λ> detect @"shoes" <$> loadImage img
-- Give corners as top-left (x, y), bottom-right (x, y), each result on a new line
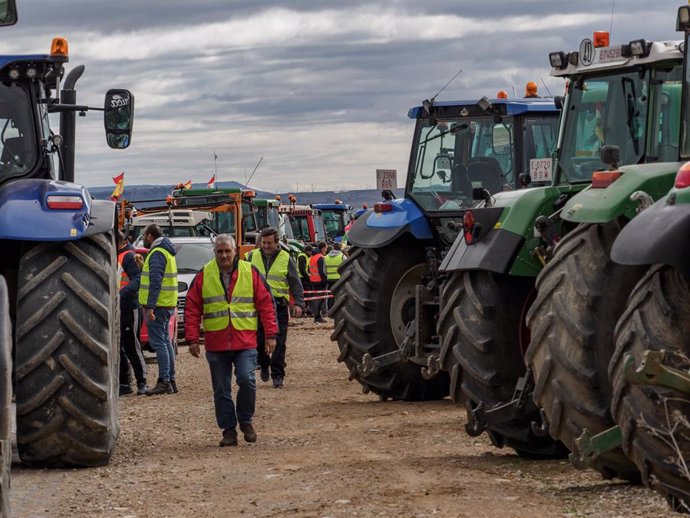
top-left (220, 429), bottom-right (238, 447)
top-left (260, 366), bottom-right (270, 382)
top-left (136, 382), bottom-right (148, 396)
top-left (239, 423), bottom-right (257, 443)
top-left (145, 380), bottom-right (173, 396)
top-left (272, 376), bottom-right (284, 388)
top-left (170, 380), bottom-right (178, 393)
top-left (119, 384), bottom-right (133, 396)
top-left (314, 318), bottom-right (326, 324)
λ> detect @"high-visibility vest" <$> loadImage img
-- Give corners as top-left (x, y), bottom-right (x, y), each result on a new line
top-left (248, 249), bottom-right (290, 302)
top-left (201, 259), bottom-right (257, 331)
top-left (324, 252), bottom-right (344, 281)
top-left (297, 252), bottom-right (309, 278)
top-left (309, 254), bottom-right (323, 283)
top-left (117, 250), bottom-right (134, 288)
top-left (139, 246), bottom-right (178, 307)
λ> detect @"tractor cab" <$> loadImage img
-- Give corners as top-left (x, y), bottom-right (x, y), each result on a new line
top-left (312, 201), bottom-right (352, 243)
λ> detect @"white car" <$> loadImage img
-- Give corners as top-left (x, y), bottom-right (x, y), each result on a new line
top-left (168, 236), bottom-right (215, 338)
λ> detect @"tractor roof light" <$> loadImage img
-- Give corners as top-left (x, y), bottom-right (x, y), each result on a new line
top-left (593, 31), bottom-right (609, 48)
top-left (8, 68), bottom-right (19, 80)
top-left (549, 51), bottom-right (568, 69)
top-left (50, 37), bottom-right (68, 58)
top-left (26, 67), bottom-right (37, 79)
top-left (674, 162), bottom-right (690, 188)
top-left (677, 6), bottom-right (690, 32)
top-left (477, 96), bottom-right (492, 112)
top-left (497, 90), bottom-right (508, 99)
top-left (568, 52), bottom-right (579, 66)
top-left (628, 39), bottom-right (651, 57)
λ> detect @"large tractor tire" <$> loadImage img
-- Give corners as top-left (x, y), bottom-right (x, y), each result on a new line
top-left (15, 232), bottom-right (120, 467)
top-left (0, 276), bottom-right (12, 517)
top-left (526, 222), bottom-right (644, 480)
top-left (330, 240), bottom-right (449, 401)
top-left (438, 270), bottom-right (566, 457)
top-left (610, 265), bottom-right (690, 511)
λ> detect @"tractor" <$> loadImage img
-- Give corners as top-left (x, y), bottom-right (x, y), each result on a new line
top-left (524, 27), bottom-right (683, 481)
top-left (330, 93), bottom-right (560, 401)
top-left (312, 201), bottom-right (352, 243)
top-left (0, 28), bottom-right (134, 487)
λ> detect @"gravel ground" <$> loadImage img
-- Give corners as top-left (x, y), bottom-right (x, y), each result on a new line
top-left (9, 318), bottom-right (676, 517)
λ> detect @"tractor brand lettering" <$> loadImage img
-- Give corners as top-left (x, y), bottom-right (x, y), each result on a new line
top-left (110, 97), bottom-right (130, 108)
top-left (580, 38), bottom-right (594, 66)
top-left (598, 46), bottom-right (624, 63)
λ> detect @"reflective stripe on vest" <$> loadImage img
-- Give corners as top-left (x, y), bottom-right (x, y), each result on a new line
top-left (138, 246), bottom-right (178, 307)
top-left (309, 254), bottom-right (322, 282)
top-left (117, 250), bottom-right (133, 288)
top-left (202, 259), bottom-right (257, 331)
top-left (324, 252), bottom-right (344, 281)
top-left (248, 249), bottom-right (290, 301)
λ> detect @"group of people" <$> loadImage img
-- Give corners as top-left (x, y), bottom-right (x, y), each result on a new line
top-left (117, 224), bottom-right (343, 448)
top-left (296, 242), bottom-right (346, 323)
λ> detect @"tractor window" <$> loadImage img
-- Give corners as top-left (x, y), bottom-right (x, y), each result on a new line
top-left (558, 69), bottom-right (650, 182)
top-left (522, 116), bottom-right (559, 184)
top-left (0, 82), bottom-right (37, 179)
top-left (211, 211), bottom-right (236, 236)
top-left (649, 65), bottom-right (682, 162)
top-left (291, 216), bottom-right (311, 242)
top-left (409, 116), bottom-right (517, 211)
top-left (322, 211), bottom-right (346, 239)
top-left (313, 215), bottom-right (327, 242)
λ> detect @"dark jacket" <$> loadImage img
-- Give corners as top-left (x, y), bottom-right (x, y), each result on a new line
top-left (118, 243), bottom-right (140, 311)
top-left (184, 258), bottom-right (278, 351)
top-left (145, 237), bottom-right (177, 309)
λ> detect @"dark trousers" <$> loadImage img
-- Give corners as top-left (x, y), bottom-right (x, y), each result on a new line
top-left (327, 279), bottom-right (337, 312)
top-left (119, 307), bottom-right (147, 386)
top-left (310, 281), bottom-right (328, 321)
top-left (301, 278), bottom-right (312, 315)
top-left (257, 304), bottom-right (289, 379)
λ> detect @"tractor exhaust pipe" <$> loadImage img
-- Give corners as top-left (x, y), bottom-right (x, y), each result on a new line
top-left (59, 65), bottom-right (85, 184)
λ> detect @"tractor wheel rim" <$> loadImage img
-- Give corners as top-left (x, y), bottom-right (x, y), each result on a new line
top-left (389, 263), bottom-right (425, 347)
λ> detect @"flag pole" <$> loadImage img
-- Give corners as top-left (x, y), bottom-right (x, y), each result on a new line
top-left (213, 150), bottom-right (218, 188)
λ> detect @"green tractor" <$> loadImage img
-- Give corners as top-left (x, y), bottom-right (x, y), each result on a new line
top-left (603, 9), bottom-right (690, 509)
top-left (524, 26), bottom-right (684, 480)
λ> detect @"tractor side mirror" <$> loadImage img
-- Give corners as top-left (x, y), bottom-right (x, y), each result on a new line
top-left (0, 0), bottom-right (17, 27)
top-left (104, 89), bottom-right (134, 149)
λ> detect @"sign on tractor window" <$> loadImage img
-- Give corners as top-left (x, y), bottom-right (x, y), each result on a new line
top-left (530, 158), bottom-right (552, 182)
top-left (376, 169), bottom-right (397, 190)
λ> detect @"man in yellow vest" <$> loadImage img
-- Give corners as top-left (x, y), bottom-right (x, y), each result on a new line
top-left (185, 234), bottom-right (278, 447)
top-left (324, 242), bottom-right (345, 311)
top-left (246, 227), bottom-right (305, 388)
top-left (139, 224), bottom-right (179, 396)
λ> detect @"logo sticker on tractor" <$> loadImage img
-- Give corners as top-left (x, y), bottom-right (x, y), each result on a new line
top-left (70, 228), bottom-right (77, 236)
top-left (530, 158), bottom-right (552, 182)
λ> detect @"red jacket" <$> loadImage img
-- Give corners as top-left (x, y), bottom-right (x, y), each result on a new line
top-left (184, 262), bottom-right (278, 352)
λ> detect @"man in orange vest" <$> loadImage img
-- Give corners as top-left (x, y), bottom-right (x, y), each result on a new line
top-left (309, 242), bottom-right (328, 324)
top-left (117, 230), bottom-right (148, 396)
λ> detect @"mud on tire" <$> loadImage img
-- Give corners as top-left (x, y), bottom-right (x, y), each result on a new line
top-left (438, 270), bottom-right (566, 457)
top-left (610, 265), bottom-right (690, 511)
top-left (15, 232), bottom-right (120, 467)
top-left (526, 222), bottom-right (644, 480)
top-left (330, 240), bottom-right (449, 401)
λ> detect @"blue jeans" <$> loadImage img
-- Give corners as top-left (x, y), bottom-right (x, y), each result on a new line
top-left (148, 308), bottom-right (176, 382)
top-left (205, 349), bottom-right (258, 431)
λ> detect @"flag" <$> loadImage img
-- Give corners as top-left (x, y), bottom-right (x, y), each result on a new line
top-left (207, 174), bottom-right (216, 189)
top-left (110, 172), bottom-right (124, 200)
top-left (183, 180), bottom-right (192, 190)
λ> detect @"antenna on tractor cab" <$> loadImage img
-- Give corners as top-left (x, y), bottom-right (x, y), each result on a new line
top-left (245, 156), bottom-right (264, 188)
top-left (422, 67), bottom-right (463, 119)
top-left (540, 78), bottom-right (553, 97)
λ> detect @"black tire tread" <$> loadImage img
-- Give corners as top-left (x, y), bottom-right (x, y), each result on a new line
top-left (526, 222), bottom-right (643, 480)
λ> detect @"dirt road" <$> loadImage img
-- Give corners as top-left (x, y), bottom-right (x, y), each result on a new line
top-left (10, 319), bottom-right (673, 517)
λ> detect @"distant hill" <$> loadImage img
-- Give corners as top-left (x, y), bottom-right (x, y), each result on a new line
top-left (89, 181), bottom-right (404, 209)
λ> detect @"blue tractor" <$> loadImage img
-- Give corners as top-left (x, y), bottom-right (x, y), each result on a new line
top-left (0, 19), bottom-right (133, 499)
top-left (330, 93), bottom-right (560, 400)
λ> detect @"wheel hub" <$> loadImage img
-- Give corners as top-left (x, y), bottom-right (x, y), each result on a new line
top-left (389, 263), bottom-right (425, 346)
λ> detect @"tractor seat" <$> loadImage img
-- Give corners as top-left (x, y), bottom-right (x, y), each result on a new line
top-left (468, 156), bottom-right (504, 193)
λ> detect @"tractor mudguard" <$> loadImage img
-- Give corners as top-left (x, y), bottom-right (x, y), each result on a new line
top-left (439, 227), bottom-right (524, 274)
top-left (347, 199), bottom-right (432, 248)
top-left (611, 195), bottom-right (690, 276)
top-left (0, 178), bottom-right (110, 241)
top-left (561, 162), bottom-right (680, 224)
top-left (83, 198), bottom-right (116, 237)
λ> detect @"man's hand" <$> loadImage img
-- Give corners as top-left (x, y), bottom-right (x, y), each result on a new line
top-left (293, 305), bottom-right (303, 318)
top-left (265, 338), bottom-right (277, 355)
top-left (147, 308), bottom-right (155, 321)
top-left (189, 341), bottom-right (201, 358)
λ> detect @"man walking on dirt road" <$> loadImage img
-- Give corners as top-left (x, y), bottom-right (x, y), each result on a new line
top-left (246, 227), bottom-right (305, 388)
top-left (139, 223), bottom-right (179, 396)
top-left (185, 234), bottom-right (278, 446)
top-left (309, 242), bottom-right (328, 323)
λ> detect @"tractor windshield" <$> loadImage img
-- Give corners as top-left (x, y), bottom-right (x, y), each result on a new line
top-left (0, 82), bottom-right (38, 180)
top-left (408, 116), bottom-right (518, 211)
top-left (557, 64), bottom-right (681, 182)
top-left (322, 210), bottom-right (349, 239)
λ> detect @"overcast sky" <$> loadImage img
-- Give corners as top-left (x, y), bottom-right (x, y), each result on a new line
top-left (2, 1), bottom-right (679, 193)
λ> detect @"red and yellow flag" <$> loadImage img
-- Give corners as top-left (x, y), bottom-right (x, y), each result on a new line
top-left (110, 172), bottom-right (125, 200)
top-left (183, 180), bottom-right (192, 190)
